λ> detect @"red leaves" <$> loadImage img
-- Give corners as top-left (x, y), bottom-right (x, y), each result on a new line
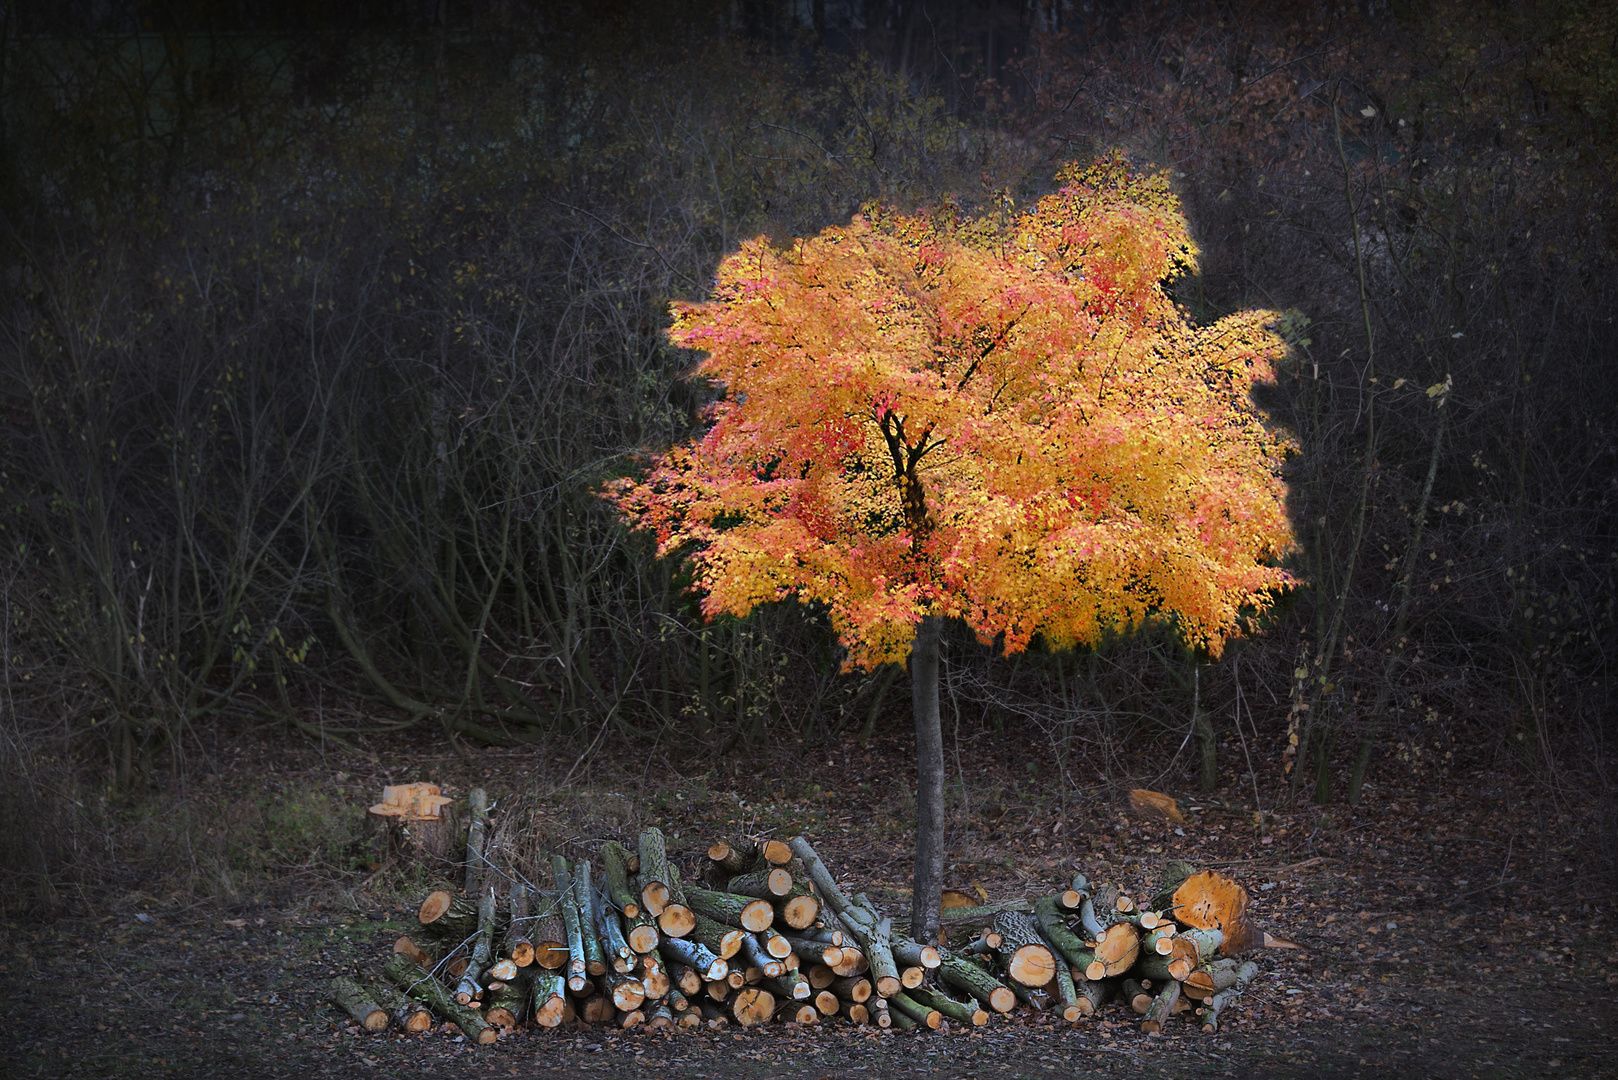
top-left (608, 157), bottom-right (1295, 668)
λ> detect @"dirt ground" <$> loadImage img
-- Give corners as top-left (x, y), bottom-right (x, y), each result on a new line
top-left (3, 731), bottom-right (1614, 1080)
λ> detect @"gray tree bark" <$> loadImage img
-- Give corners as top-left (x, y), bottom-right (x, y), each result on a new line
top-left (910, 615), bottom-right (945, 945)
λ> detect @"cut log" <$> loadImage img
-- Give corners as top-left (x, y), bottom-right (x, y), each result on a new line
top-left (707, 839), bottom-right (756, 878)
top-left (659, 936), bottom-right (727, 982)
top-left (728, 867), bottom-right (794, 899)
top-left (613, 1006), bottom-right (640, 1028)
top-left (815, 990), bottom-right (840, 1016)
top-left (1084, 922), bottom-right (1140, 980)
top-left (1179, 927), bottom-right (1226, 963)
top-left (1150, 859), bottom-right (1198, 912)
top-left (607, 971), bottom-right (646, 1011)
top-left (1167, 869), bottom-right (1260, 954)
top-left (393, 935), bottom-right (435, 970)
top-left (370, 783), bottom-right (454, 871)
top-left (462, 788), bottom-right (492, 896)
top-left (572, 860), bottom-right (608, 977)
top-left (831, 974), bottom-right (872, 1002)
top-left (730, 987), bottom-right (775, 1027)
top-left (581, 994), bottom-right (615, 1024)
top-left (601, 841), bottom-right (644, 919)
top-left (1128, 788), bottom-right (1185, 824)
top-left (777, 933), bottom-right (841, 966)
top-left (383, 952), bottom-right (498, 1045)
top-left (869, 996), bottom-right (892, 1029)
top-left (531, 971), bottom-right (567, 1027)
top-left (1143, 926), bottom-right (1178, 956)
top-left (531, 890), bottom-right (569, 970)
top-left (740, 933), bottom-right (784, 978)
top-left (553, 856), bottom-right (588, 993)
top-left (829, 948), bottom-right (865, 978)
top-left (1049, 959), bottom-right (1084, 1021)
top-left (487, 958), bottom-right (518, 983)
top-left (417, 889), bottom-right (478, 940)
top-left (899, 966), bottom-right (924, 989)
top-left (592, 883), bottom-right (631, 968)
top-left (908, 985), bottom-right (988, 1027)
top-left (454, 889), bottom-right (498, 1005)
top-left (329, 976), bottom-right (387, 1032)
top-left (1122, 978), bottom-right (1152, 1014)
top-left (889, 934), bottom-right (941, 970)
top-left (764, 971), bottom-right (811, 1001)
top-left (859, 915), bottom-right (902, 998)
top-left (637, 827), bottom-right (675, 916)
top-left (638, 953), bottom-right (671, 999)
top-left (889, 991), bottom-right (941, 1029)
top-left (1183, 957), bottom-right (1240, 1001)
top-left (502, 882), bottom-right (534, 967)
top-left (762, 931), bottom-right (793, 960)
top-left (689, 913), bottom-right (747, 960)
top-left (991, 911), bottom-right (1057, 988)
top-left (1134, 952), bottom-right (1193, 983)
top-left (778, 892), bottom-right (821, 931)
top-left (1033, 895), bottom-right (1097, 971)
top-left (371, 981), bottom-right (433, 1032)
top-left (842, 1001), bottom-right (870, 1025)
top-left (685, 887), bottom-right (774, 932)
top-left (1140, 978), bottom-right (1181, 1034)
top-left (669, 961), bottom-right (702, 997)
top-left (704, 979), bottom-right (729, 1002)
top-left (645, 1001), bottom-right (675, 1030)
top-left (937, 951), bottom-right (1017, 1013)
top-left (483, 976), bottom-right (527, 1031)
top-left (1199, 960), bottom-right (1259, 1032)
top-left (1073, 975), bottom-right (1115, 1016)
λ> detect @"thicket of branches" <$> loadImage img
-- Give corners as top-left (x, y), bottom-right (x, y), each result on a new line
top-left (0, 0), bottom-right (1612, 904)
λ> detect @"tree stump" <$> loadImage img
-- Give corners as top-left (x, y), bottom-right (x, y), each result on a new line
top-left (369, 783), bottom-right (454, 874)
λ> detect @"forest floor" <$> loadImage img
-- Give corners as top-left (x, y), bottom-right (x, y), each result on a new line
top-left (2, 726), bottom-right (1613, 1080)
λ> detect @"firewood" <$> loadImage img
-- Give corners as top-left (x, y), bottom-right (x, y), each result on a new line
top-left (1199, 960), bottom-right (1258, 1032)
top-left (532, 971), bottom-right (567, 1027)
top-left (581, 994), bottom-right (615, 1024)
top-left (868, 996), bottom-right (892, 1028)
top-left (463, 788), bottom-right (493, 896)
top-left (1085, 922), bottom-right (1140, 980)
top-left (601, 841), bottom-right (645, 919)
top-left (613, 1006), bottom-right (640, 1028)
top-left (889, 933), bottom-right (941, 970)
top-left (329, 976), bottom-right (388, 1032)
top-left (764, 970), bottom-right (811, 1001)
top-left (1150, 859), bottom-right (1197, 912)
top-left (454, 889), bottom-right (498, 1005)
top-left (730, 987), bottom-right (775, 1027)
top-left (740, 933), bottom-right (784, 978)
top-left (531, 890), bottom-right (569, 970)
top-left (689, 913), bottom-right (747, 959)
top-left (572, 861), bottom-right (609, 976)
top-left (1122, 978), bottom-right (1152, 1014)
top-left (842, 1000), bottom-right (870, 1025)
top-left (659, 935), bottom-right (728, 981)
top-left (937, 949), bottom-right (1017, 1013)
top-left (1140, 979), bottom-right (1181, 1034)
top-left (393, 935), bottom-right (435, 970)
top-left (728, 867), bottom-right (794, 899)
top-left (991, 911), bottom-right (1057, 988)
top-left (708, 839), bottom-right (756, 878)
top-left (1073, 975), bottom-right (1115, 1016)
top-left (807, 963), bottom-right (837, 990)
top-left (553, 856), bottom-right (588, 993)
top-left (1050, 958), bottom-right (1084, 1021)
top-left (668, 961), bottom-right (702, 997)
top-left (417, 889), bottom-right (478, 940)
top-left (638, 952), bottom-right (671, 999)
top-left (502, 882), bottom-right (534, 967)
top-left (831, 974), bottom-right (872, 1003)
top-left (592, 882), bottom-right (632, 968)
top-left (814, 990), bottom-right (840, 1016)
top-left (371, 981), bottom-right (433, 1032)
top-left (685, 887), bottom-right (774, 932)
top-left (908, 985), bottom-right (988, 1027)
top-left (1134, 952), bottom-right (1193, 983)
top-left (607, 971), bottom-right (646, 1011)
top-left (483, 976), bottom-right (528, 1031)
top-left (1183, 957), bottom-right (1240, 1000)
top-left (487, 958), bottom-right (518, 983)
top-left (1033, 895), bottom-right (1096, 971)
top-left (777, 933), bottom-right (841, 966)
top-left (829, 948), bottom-right (865, 977)
top-left (1143, 926), bottom-right (1178, 956)
top-left (636, 827), bottom-right (676, 916)
top-left (1166, 869), bottom-right (1261, 953)
top-left (889, 990), bottom-right (941, 1029)
top-left (966, 930), bottom-right (1002, 954)
top-left (382, 952), bottom-right (498, 1044)
top-left (704, 979), bottom-right (729, 1002)
top-left (899, 966), bottom-right (924, 989)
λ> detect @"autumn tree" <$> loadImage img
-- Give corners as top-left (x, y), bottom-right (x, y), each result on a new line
top-left (615, 153), bottom-right (1296, 941)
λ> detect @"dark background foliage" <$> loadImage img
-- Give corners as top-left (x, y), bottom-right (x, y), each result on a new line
top-left (0, 0), bottom-right (1612, 910)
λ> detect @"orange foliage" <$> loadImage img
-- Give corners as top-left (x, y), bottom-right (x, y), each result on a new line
top-left (608, 155), bottom-right (1295, 668)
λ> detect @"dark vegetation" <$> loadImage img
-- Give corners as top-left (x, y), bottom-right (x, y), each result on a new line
top-left (0, 0), bottom-right (1613, 919)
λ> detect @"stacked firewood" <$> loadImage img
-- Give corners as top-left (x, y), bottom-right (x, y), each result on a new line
top-left (331, 788), bottom-right (1281, 1041)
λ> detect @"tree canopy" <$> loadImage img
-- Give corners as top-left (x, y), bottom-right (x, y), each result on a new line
top-left (610, 155), bottom-right (1296, 668)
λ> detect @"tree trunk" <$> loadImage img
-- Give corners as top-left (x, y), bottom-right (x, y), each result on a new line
top-left (910, 615), bottom-right (946, 946)
top-left (329, 976), bottom-right (387, 1032)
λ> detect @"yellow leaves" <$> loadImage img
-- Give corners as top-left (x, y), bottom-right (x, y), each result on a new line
top-left (612, 156), bottom-right (1295, 666)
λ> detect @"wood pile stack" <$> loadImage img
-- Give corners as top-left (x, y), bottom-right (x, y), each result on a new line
top-left (332, 788), bottom-right (1283, 1042)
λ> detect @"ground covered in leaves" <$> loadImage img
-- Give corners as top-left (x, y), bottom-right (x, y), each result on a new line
top-left (3, 729), bottom-right (1614, 1079)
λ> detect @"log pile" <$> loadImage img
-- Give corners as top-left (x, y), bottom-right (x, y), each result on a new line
top-left (332, 789), bottom-right (1284, 1041)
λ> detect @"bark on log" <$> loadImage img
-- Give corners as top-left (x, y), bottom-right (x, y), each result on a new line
top-left (831, 974), bottom-right (872, 1002)
top-left (992, 911), bottom-right (1057, 988)
top-left (383, 952), bottom-right (498, 1044)
top-left (637, 827), bottom-right (675, 916)
top-left (659, 935), bottom-right (728, 981)
top-left (608, 971), bottom-right (646, 1011)
top-left (670, 962), bottom-right (702, 997)
top-left (1074, 975), bottom-right (1116, 1016)
top-left (462, 788), bottom-right (492, 896)
top-left (728, 868), bottom-right (793, 899)
top-left (1140, 978), bottom-right (1181, 1034)
top-left (454, 889), bottom-right (498, 1005)
top-left (937, 950), bottom-right (1017, 1013)
top-left (842, 1001), bottom-right (870, 1025)
top-left (689, 913), bottom-right (747, 960)
top-left (868, 996), bottom-right (892, 1028)
top-left (1033, 895), bottom-right (1097, 971)
top-left (1050, 958), bottom-right (1084, 1021)
top-left (1122, 978), bottom-right (1152, 1014)
top-left (740, 933), bottom-right (784, 978)
top-left (502, 882), bottom-right (534, 967)
top-left (528, 970), bottom-right (568, 1028)
top-left (1199, 960), bottom-right (1258, 1032)
top-left (859, 915), bottom-right (902, 998)
top-left (1150, 859), bottom-right (1198, 912)
top-left (531, 891), bottom-right (568, 970)
top-left (329, 976), bottom-right (387, 1032)
top-left (371, 981), bottom-right (433, 1032)
top-left (638, 953), bottom-right (671, 999)
top-left (685, 887), bottom-right (774, 932)
top-left (908, 985), bottom-right (988, 1027)
top-left (889, 934), bottom-right (941, 970)
top-left (601, 841), bottom-right (643, 919)
top-left (1184, 957), bottom-right (1240, 1000)
top-left (572, 860), bottom-right (608, 977)
top-left (553, 856), bottom-right (588, 993)
top-left (889, 990), bottom-right (941, 1029)
top-left (765, 971), bottom-right (811, 1001)
top-left (483, 976), bottom-right (528, 1030)
top-left (393, 935), bottom-right (435, 970)
top-left (417, 890), bottom-right (478, 940)
top-left (1133, 952), bottom-right (1193, 983)
top-left (707, 839), bottom-right (756, 879)
top-left (778, 934), bottom-right (840, 966)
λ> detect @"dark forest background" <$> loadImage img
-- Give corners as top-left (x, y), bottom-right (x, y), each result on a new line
top-left (1, 0), bottom-right (1613, 909)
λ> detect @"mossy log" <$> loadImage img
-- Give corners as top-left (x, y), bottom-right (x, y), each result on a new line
top-left (601, 841), bottom-right (643, 919)
top-left (689, 912), bottom-right (747, 959)
top-left (1033, 894), bottom-right (1097, 971)
top-left (371, 981), bottom-right (433, 1032)
top-left (572, 860), bottom-right (608, 977)
top-left (908, 985), bottom-right (988, 1026)
top-left (531, 890), bottom-right (569, 970)
top-left (1133, 952), bottom-right (1193, 983)
top-left (1150, 859), bottom-right (1198, 912)
top-left (889, 990), bottom-right (941, 1029)
top-left (1074, 975), bottom-right (1116, 1016)
top-left (593, 884), bottom-right (633, 970)
top-left (329, 976), bottom-right (387, 1032)
top-left (483, 975), bottom-right (528, 1030)
top-left (685, 887), bottom-right (774, 932)
top-left (1122, 978), bottom-right (1152, 1014)
top-left (1183, 957), bottom-right (1240, 1000)
top-left (1140, 978), bottom-right (1181, 1034)
top-left (382, 952), bottom-right (498, 1044)
top-left (1050, 958), bottom-right (1083, 1021)
top-left (764, 970), bottom-right (811, 1001)
top-left (417, 889), bottom-right (479, 940)
top-left (937, 950), bottom-right (1017, 1013)
top-left (637, 827), bottom-right (675, 916)
top-left (728, 867), bottom-right (794, 899)
top-left (889, 933), bottom-right (941, 970)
